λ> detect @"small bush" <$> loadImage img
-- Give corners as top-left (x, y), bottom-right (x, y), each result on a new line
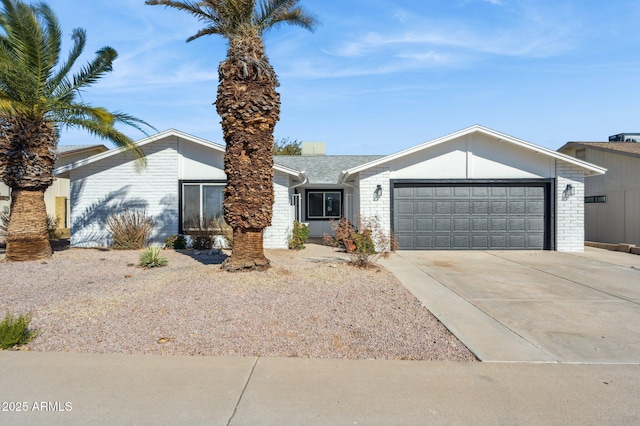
top-left (107, 209), bottom-right (154, 250)
top-left (324, 216), bottom-right (396, 268)
top-left (0, 313), bottom-right (38, 350)
top-left (185, 215), bottom-right (232, 250)
top-left (139, 246), bottom-right (168, 268)
top-left (289, 221), bottom-right (310, 250)
top-left (47, 215), bottom-right (61, 240)
top-left (0, 211), bottom-right (8, 235)
top-left (165, 234), bottom-right (187, 249)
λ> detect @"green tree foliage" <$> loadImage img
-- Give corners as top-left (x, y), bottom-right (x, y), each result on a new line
top-left (272, 137), bottom-right (302, 155)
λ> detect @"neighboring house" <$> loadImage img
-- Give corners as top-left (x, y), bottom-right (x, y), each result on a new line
top-left (0, 144), bottom-right (107, 229)
top-left (55, 125), bottom-right (605, 252)
top-left (558, 141), bottom-right (640, 246)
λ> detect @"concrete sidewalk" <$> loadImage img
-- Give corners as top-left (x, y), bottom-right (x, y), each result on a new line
top-left (1, 351), bottom-right (639, 425)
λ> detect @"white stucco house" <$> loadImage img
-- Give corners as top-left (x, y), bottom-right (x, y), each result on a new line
top-left (54, 125), bottom-right (606, 252)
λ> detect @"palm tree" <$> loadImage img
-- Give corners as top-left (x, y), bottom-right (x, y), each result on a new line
top-left (146, 0), bottom-right (317, 271)
top-left (0, 0), bottom-right (152, 261)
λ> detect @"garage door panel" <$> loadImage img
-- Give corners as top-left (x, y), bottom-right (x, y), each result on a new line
top-left (509, 201), bottom-right (526, 214)
top-left (528, 202), bottom-right (544, 214)
top-left (435, 202), bottom-right (452, 214)
top-left (416, 219), bottom-right (432, 231)
top-left (434, 235), bottom-right (452, 249)
top-left (509, 234), bottom-right (526, 248)
top-left (436, 187), bottom-right (453, 197)
top-left (472, 201), bottom-right (489, 214)
top-left (527, 218), bottom-right (544, 231)
top-left (397, 201), bottom-right (414, 215)
top-left (396, 187), bottom-right (414, 198)
top-left (509, 218), bottom-right (526, 231)
top-left (472, 218), bottom-right (489, 231)
top-left (453, 235), bottom-right (470, 248)
top-left (397, 218), bottom-right (414, 232)
top-left (453, 218), bottom-right (470, 231)
top-left (491, 187), bottom-right (508, 196)
top-left (509, 187), bottom-right (526, 197)
top-left (454, 201), bottom-right (470, 214)
top-left (415, 235), bottom-right (433, 249)
top-left (491, 201), bottom-right (508, 214)
top-left (394, 183), bottom-right (548, 250)
top-left (435, 218), bottom-right (451, 231)
top-left (471, 235), bottom-right (489, 249)
top-left (454, 187), bottom-right (470, 197)
top-left (491, 218), bottom-right (507, 231)
top-left (416, 201), bottom-right (433, 214)
top-left (416, 187), bottom-right (434, 197)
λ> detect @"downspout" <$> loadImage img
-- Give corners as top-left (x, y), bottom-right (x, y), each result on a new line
top-left (290, 171), bottom-right (308, 190)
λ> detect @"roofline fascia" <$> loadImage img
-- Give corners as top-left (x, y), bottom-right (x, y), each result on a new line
top-left (343, 125), bottom-right (606, 176)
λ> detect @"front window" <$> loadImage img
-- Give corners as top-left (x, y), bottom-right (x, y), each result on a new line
top-left (182, 182), bottom-right (224, 229)
top-left (307, 191), bottom-right (342, 219)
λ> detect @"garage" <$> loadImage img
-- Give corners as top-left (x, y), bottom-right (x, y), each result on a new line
top-left (341, 125), bottom-right (607, 252)
top-left (393, 181), bottom-right (552, 250)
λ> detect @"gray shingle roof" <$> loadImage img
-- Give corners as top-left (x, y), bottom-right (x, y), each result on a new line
top-left (566, 142), bottom-right (640, 157)
top-left (274, 155), bottom-right (383, 184)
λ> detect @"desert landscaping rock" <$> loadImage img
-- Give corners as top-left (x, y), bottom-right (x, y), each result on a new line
top-left (0, 247), bottom-right (475, 361)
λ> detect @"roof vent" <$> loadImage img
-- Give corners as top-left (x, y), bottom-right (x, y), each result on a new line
top-left (301, 142), bottom-right (326, 156)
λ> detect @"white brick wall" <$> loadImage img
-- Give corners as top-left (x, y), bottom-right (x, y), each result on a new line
top-left (69, 138), bottom-right (290, 249)
top-left (70, 139), bottom-right (179, 247)
top-left (263, 172), bottom-right (291, 249)
top-left (358, 165), bottom-right (391, 250)
top-left (556, 161), bottom-right (585, 252)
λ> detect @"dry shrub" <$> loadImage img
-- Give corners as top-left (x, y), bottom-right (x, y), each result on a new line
top-left (324, 216), bottom-right (397, 268)
top-left (185, 215), bottom-right (232, 250)
top-left (107, 209), bottom-right (154, 250)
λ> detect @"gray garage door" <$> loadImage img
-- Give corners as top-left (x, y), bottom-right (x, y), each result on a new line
top-left (393, 184), bottom-right (548, 250)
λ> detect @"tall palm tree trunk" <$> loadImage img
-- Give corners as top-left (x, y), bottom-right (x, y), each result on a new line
top-left (5, 189), bottom-right (51, 261)
top-left (217, 35), bottom-right (279, 271)
top-left (1, 117), bottom-right (56, 261)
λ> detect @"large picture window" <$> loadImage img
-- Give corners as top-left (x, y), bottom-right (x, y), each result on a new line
top-left (182, 182), bottom-right (224, 229)
top-left (307, 190), bottom-right (342, 219)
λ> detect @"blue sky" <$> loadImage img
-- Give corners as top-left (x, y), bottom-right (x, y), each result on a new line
top-left (53, 0), bottom-right (640, 154)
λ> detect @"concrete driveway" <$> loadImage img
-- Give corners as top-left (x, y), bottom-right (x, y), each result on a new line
top-left (381, 248), bottom-right (640, 363)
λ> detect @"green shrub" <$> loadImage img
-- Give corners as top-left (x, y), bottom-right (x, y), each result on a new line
top-left (139, 246), bottom-right (168, 268)
top-left (107, 209), bottom-right (154, 250)
top-left (165, 234), bottom-right (187, 249)
top-left (0, 313), bottom-right (38, 350)
top-left (288, 221), bottom-right (310, 250)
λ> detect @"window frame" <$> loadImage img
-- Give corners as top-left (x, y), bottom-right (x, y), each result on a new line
top-left (305, 189), bottom-right (343, 221)
top-left (178, 180), bottom-right (225, 233)
top-left (584, 195), bottom-right (606, 204)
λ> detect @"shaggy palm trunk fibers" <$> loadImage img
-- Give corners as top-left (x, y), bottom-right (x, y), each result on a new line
top-left (5, 189), bottom-right (51, 261)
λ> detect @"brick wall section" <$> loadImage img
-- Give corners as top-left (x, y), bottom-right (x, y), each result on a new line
top-left (70, 139), bottom-right (179, 247)
top-left (359, 165), bottom-right (391, 249)
top-left (263, 172), bottom-right (290, 249)
top-left (556, 160), bottom-right (585, 252)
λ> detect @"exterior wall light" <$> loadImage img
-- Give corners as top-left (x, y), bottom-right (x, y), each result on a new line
top-left (374, 184), bottom-right (383, 201)
top-left (564, 184), bottom-right (575, 198)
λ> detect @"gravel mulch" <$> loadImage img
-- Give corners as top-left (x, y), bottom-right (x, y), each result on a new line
top-left (0, 243), bottom-right (476, 361)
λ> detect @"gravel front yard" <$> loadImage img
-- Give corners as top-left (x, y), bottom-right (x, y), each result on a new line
top-left (0, 243), bottom-right (476, 361)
